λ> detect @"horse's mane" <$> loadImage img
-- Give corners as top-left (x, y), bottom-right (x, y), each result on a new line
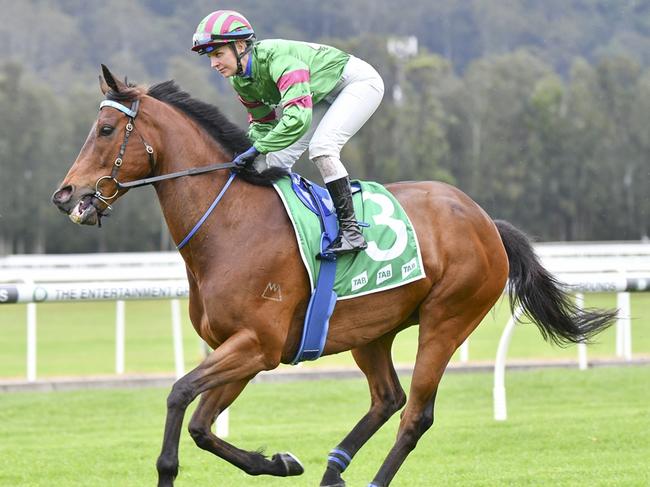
top-left (147, 81), bottom-right (250, 156)
top-left (106, 80), bottom-right (287, 186)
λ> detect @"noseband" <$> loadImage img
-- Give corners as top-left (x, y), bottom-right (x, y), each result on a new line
top-left (95, 99), bottom-right (155, 208)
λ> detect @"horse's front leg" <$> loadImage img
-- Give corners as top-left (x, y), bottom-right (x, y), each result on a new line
top-left (187, 380), bottom-right (304, 476)
top-left (155, 330), bottom-right (285, 487)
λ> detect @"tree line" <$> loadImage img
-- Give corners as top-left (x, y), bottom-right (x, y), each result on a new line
top-left (0, 0), bottom-right (648, 253)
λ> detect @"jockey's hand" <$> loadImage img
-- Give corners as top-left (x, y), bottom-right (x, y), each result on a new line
top-left (233, 146), bottom-right (259, 168)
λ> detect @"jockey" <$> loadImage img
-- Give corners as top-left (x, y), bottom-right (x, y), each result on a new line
top-left (192, 10), bottom-right (385, 257)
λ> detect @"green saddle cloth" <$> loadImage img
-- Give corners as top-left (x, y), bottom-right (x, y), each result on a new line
top-left (273, 177), bottom-right (426, 299)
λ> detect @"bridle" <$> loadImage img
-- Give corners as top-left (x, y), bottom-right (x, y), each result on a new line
top-left (96, 98), bottom-right (239, 207)
top-left (95, 99), bottom-right (155, 209)
top-left (96, 97), bottom-right (240, 249)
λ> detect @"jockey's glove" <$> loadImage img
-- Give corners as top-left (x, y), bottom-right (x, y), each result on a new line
top-left (233, 146), bottom-right (260, 168)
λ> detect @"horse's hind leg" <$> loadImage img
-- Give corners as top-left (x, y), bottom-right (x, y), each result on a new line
top-left (320, 332), bottom-right (406, 487)
top-left (368, 308), bottom-right (488, 487)
top-left (188, 380), bottom-right (304, 476)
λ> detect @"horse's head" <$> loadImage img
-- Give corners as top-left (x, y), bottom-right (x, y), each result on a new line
top-left (52, 65), bottom-right (156, 226)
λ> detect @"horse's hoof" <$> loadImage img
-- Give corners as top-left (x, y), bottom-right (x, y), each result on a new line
top-left (272, 452), bottom-right (304, 476)
top-left (320, 465), bottom-right (345, 486)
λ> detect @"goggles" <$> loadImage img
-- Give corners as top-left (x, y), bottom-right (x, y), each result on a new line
top-left (192, 31), bottom-right (214, 48)
top-left (193, 42), bottom-right (224, 55)
top-left (192, 29), bottom-right (255, 50)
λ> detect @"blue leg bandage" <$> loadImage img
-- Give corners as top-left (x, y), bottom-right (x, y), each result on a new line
top-left (327, 447), bottom-right (353, 473)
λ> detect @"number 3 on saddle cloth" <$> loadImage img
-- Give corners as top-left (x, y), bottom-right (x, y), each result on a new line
top-left (273, 173), bottom-right (426, 364)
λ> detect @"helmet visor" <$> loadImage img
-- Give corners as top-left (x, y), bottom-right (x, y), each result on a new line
top-left (192, 31), bottom-right (214, 48)
top-left (192, 30), bottom-right (254, 54)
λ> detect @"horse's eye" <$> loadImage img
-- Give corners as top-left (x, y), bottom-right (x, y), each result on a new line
top-left (100, 125), bottom-right (114, 136)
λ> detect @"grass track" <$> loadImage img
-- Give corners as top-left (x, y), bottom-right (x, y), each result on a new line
top-left (0, 367), bottom-right (648, 486)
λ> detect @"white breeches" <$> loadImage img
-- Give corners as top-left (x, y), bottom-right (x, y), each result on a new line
top-left (254, 55), bottom-right (384, 183)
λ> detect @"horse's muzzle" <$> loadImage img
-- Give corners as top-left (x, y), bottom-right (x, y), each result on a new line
top-left (52, 185), bottom-right (103, 226)
top-left (52, 184), bottom-right (74, 210)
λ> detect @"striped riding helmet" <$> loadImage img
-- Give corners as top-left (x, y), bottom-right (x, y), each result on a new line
top-left (192, 10), bottom-right (255, 55)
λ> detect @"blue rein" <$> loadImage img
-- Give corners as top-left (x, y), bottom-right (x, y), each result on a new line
top-left (176, 171), bottom-right (237, 250)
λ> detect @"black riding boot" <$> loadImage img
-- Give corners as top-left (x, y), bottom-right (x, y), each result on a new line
top-left (322, 176), bottom-right (367, 257)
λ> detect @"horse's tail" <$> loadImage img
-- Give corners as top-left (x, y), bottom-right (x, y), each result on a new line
top-left (494, 219), bottom-right (617, 346)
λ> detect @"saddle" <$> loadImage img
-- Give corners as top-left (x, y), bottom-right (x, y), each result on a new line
top-left (275, 173), bottom-right (425, 364)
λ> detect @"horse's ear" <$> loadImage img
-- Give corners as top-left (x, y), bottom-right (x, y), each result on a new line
top-left (100, 64), bottom-right (127, 93)
top-left (99, 72), bottom-right (110, 95)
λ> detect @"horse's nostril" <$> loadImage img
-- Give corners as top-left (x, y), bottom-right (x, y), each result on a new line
top-left (52, 185), bottom-right (74, 205)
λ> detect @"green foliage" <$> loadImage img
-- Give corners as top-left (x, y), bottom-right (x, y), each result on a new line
top-left (0, 63), bottom-right (73, 253)
top-left (1, 1), bottom-right (650, 252)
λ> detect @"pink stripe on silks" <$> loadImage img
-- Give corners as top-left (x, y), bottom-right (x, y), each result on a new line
top-left (203, 11), bottom-right (222, 33)
top-left (283, 94), bottom-right (313, 109)
top-left (221, 14), bottom-right (246, 34)
top-left (249, 111), bottom-right (277, 123)
top-left (238, 96), bottom-right (264, 109)
top-left (276, 69), bottom-right (310, 92)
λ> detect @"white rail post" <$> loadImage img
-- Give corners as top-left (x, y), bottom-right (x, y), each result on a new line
top-left (216, 409), bottom-right (229, 438)
top-left (199, 338), bottom-right (229, 437)
top-left (617, 292), bottom-right (632, 360)
top-left (615, 292), bottom-right (624, 357)
top-left (171, 299), bottom-right (185, 379)
top-left (26, 302), bottom-right (37, 382)
top-left (115, 300), bottom-right (126, 374)
top-left (575, 293), bottom-right (588, 370)
top-left (493, 306), bottom-right (523, 421)
top-left (200, 339), bottom-right (211, 358)
top-left (459, 339), bottom-right (469, 363)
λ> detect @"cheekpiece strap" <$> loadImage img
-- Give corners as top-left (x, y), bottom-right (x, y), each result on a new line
top-left (99, 99), bottom-right (139, 118)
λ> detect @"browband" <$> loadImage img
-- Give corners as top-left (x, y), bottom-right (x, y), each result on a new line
top-left (99, 99), bottom-right (139, 118)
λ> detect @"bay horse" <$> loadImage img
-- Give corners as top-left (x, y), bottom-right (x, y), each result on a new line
top-left (52, 66), bottom-right (616, 487)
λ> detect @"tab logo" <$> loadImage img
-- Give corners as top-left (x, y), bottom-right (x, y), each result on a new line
top-left (401, 258), bottom-right (417, 279)
top-left (376, 264), bottom-right (393, 285)
top-left (351, 271), bottom-right (368, 291)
